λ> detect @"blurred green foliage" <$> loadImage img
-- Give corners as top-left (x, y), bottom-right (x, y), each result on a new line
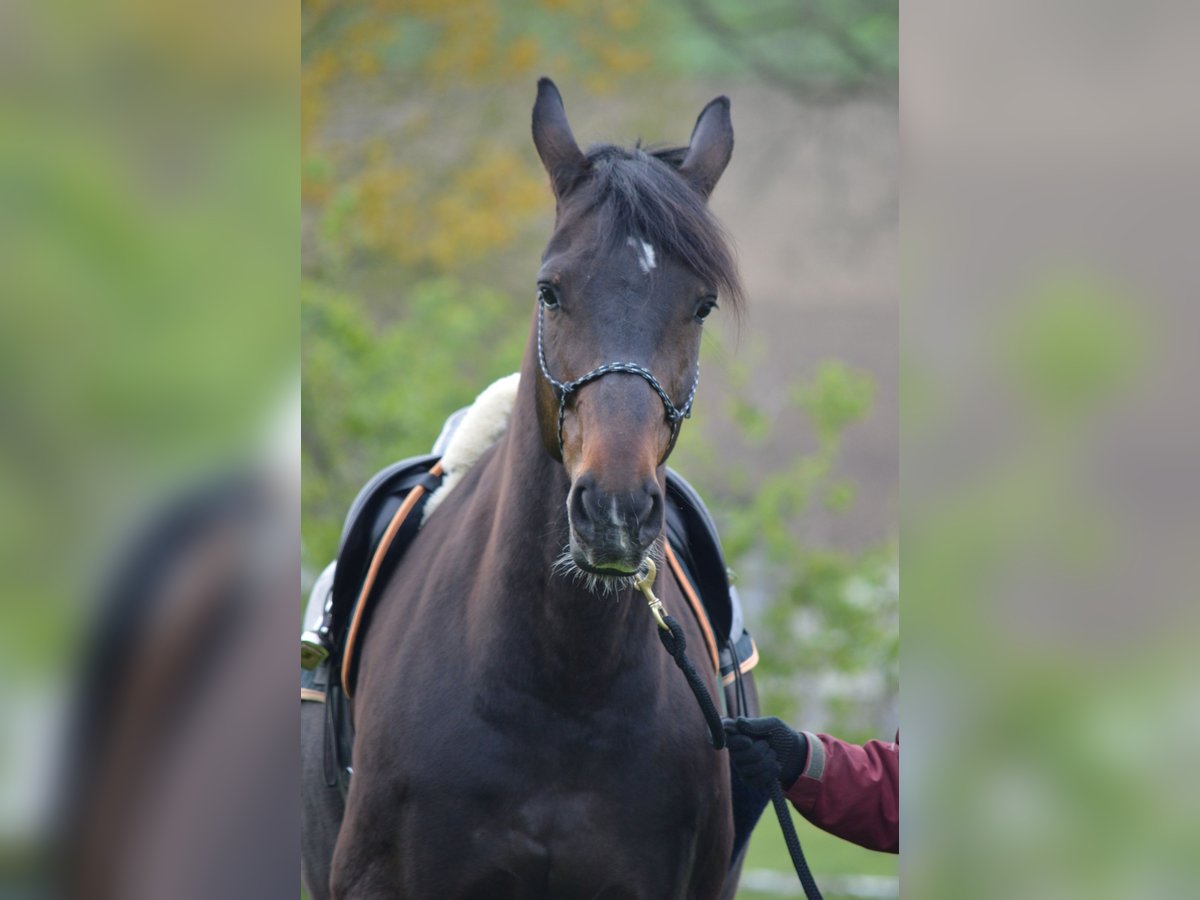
top-left (2, 0), bottom-right (294, 675)
top-left (902, 263), bottom-right (1192, 897)
top-left (662, 0), bottom-right (897, 101)
top-left (674, 360), bottom-right (897, 735)
top-left (1000, 269), bottom-right (1146, 422)
top-left (302, 277), bottom-right (527, 564)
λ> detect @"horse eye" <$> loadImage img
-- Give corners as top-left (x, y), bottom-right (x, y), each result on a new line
top-left (695, 298), bottom-right (718, 321)
top-left (537, 284), bottom-right (560, 309)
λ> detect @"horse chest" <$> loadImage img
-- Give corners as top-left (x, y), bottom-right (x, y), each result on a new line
top-left (398, 777), bottom-right (704, 899)
top-left (379, 694), bottom-right (720, 898)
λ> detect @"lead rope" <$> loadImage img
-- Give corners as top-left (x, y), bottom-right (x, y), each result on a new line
top-left (634, 560), bottom-right (824, 900)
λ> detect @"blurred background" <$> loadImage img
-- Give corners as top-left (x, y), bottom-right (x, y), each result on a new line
top-left (1, 0), bottom-right (297, 896)
top-left (301, 1), bottom-right (897, 896)
top-left (903, 2), bottom-right (1200, 897)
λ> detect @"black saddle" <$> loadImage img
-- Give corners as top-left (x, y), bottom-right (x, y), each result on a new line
top-left (326, 453), bottom-right (444, 667)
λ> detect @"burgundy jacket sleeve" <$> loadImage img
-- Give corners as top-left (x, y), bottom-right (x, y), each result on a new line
top-left (784, 732), bottom-right (899, 853)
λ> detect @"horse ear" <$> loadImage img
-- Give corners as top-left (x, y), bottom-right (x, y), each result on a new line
top-left (679, 96), bottom-right (734, 198)
top-left (532, 78), bottom-right (587, 198)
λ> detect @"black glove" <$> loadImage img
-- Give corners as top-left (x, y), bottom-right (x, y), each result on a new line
top-left (722, 716), bottom-right (808, 791)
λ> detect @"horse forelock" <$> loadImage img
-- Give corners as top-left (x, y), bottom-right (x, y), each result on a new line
top-left (560, 143), bottom-right (745, 314)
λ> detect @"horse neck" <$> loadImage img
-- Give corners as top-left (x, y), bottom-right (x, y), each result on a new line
top-left (469, 351), bottom-right (652, 683)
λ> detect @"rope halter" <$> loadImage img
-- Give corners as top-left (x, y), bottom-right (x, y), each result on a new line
top-left (536, 301), bottom-right (700, 460)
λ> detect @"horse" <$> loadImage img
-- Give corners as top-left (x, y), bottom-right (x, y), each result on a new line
top-left (302, 78), bottom-right (761, 900)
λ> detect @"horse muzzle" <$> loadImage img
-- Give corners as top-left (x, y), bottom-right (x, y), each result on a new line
top-left (566, 472), bottom-right (663, 574)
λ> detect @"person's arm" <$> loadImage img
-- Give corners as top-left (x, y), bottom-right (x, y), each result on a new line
top-left (785, 732), bottom-right (898, 853)
top-left (724, 718), bottom-right (899, 854)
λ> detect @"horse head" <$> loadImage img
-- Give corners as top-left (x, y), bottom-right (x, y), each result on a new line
top-left (530, 78), bottom-right (744, 584)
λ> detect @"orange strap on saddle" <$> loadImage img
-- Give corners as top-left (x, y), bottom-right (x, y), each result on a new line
top-left (663, 542), bottom-right (758, 687)
top-left (341, 461), bottom-right (444, 698)
top-left (663, 541), bottom-right (721, 677)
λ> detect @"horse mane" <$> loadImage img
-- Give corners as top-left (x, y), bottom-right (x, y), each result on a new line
top-left (576, 143), bottom-right (745, 313)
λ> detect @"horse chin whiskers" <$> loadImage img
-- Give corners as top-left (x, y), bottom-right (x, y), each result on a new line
top-left (551, 548), bottom-right (633, 599)
top-left (551, 538), bottom-right (665, 600)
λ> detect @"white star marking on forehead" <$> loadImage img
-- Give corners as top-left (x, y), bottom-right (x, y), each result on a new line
top-left (626, 236), bottom-right (657, 274)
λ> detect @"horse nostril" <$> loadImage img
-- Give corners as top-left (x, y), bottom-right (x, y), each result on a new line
top-left (568, 475), bottom-right (597, 541)
top-left (636, 479), bottom-right (664, 546)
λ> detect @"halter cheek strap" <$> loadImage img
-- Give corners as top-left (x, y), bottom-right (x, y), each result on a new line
top-left (536, 302), bottom-right (700, 460)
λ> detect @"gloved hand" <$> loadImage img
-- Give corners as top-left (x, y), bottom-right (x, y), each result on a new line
top-left (722, 716), bottom-right (808, 791)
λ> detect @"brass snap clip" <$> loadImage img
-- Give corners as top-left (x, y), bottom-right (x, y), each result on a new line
top-left (634, 557), bottom-right (669, 631)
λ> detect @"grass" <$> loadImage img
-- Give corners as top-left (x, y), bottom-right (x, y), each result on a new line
top-left (737, 805), bottom-right (898, 899)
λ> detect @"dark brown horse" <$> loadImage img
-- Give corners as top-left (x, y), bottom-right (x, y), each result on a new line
top-left (302, 78), bottom-right (759, 900)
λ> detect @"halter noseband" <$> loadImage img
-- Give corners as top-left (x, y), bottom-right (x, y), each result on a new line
top-left (536, 301), bottom-right (700, 459)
